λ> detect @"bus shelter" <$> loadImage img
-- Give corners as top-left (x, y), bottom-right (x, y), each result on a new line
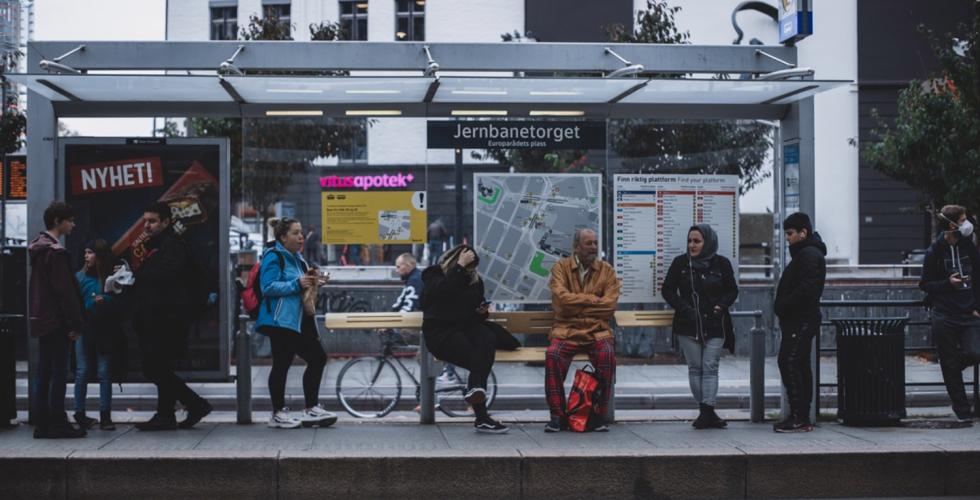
top-left (11, 40), bottom-right (846, 419)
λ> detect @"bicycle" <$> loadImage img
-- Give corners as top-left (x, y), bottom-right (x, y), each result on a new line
top-left (335, 329), bottom-right (498, 418)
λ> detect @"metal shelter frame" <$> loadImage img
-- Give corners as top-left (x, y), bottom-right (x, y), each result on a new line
top-left (16, 40), bottom-right (840, 422)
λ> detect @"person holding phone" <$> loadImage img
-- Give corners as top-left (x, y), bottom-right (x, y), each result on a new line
top-left (921, 205), bottom-right (980, 423)
top-left (420, 244), bottom-right (508, 433)
top-left (256, 218), bottom-right (337, 429)
top-left (662, 224), bottom-right (738, 430)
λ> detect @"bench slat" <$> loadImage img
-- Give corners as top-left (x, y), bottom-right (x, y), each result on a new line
top-left (495, 347), bottom-right (589, 362)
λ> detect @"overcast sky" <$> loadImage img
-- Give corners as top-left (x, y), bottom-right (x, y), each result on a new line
top-left (34, 0), bottom-right (166, 136)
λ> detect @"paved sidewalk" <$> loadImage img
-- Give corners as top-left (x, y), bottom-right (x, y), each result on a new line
top-left (2, 415), bottom-right (978, 499)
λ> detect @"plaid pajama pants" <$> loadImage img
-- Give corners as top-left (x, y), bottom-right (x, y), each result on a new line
top-left (544, 338), bottom-right (616, 419)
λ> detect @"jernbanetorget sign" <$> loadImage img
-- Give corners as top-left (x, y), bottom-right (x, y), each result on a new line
top-left (427, 121), bottom-right (606, 150)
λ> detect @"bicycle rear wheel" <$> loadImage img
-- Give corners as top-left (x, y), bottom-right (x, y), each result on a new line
top-left (437, 368), bottom-right (497, 418)
top-left (336, 357), bottom-right (401, 418)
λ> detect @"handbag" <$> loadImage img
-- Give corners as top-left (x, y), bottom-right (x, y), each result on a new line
top-left (302, 284), bottom-right (317, 316)
top-left (484, 320), bottom-right (520, 351)
top-left (565, 365), bottom-right (605, 432)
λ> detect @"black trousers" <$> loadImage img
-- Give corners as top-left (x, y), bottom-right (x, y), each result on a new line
top-left (266, 315), bottom-right (326, 410)
top-left (139, 320), bottom-right (203, 416)
top-left (424, 321), bottom-right (496, 393)
top-left (932, 313), bottom-right (980, 415)
top-left (34, 333), bottom-right (70, 428)
top-left (778, 320), bottom-right (818, 419)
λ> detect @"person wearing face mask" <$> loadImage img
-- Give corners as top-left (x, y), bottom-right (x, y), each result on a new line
top-left (420, 244), bottom-right (508, 433)
top-left (920, 204), bottom-right (980, 423)
top-left (544, 228), bottom-right (621, 433)
top-left (662, 224), bottom-right (738, 429)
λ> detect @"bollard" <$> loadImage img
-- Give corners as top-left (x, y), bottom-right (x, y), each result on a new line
top-left (419, 335), bottom-right (436, 424)
top-left (236, 315), bottom-right (252, 425)
top-left (750, 316), bottom-right (766, 423)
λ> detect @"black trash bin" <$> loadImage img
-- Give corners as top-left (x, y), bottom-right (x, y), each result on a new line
top-left (832, 317), bottom-right (908, 426)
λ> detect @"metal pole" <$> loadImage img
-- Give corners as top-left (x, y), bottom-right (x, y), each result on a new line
top-left (750, 312), bottom-right (765, 422)
top-left (419, 334), bottom-right (435, 424)
top-left (974, 364), bottom-right (979, 413)
top-left (454, 147), bottom-right (463, 244)
top-left (235, 314), bottom-right (252, 424)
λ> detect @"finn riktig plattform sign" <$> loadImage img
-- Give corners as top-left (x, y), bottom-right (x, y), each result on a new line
top-left (427, 121), bottom-right (606, 150)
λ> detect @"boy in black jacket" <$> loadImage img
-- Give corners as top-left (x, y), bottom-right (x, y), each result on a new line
top-left (920, 205), bottom-right (980, 422)
top-left (773, 212), bottom-right (826, 433)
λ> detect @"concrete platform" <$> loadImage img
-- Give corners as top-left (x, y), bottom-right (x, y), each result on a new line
top-left (1, 415), bottom-right (978, 499)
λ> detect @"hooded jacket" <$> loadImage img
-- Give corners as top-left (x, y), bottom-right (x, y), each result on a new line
top-left (774, 231), bottom-right (827, 325)
top-left (548, 255), bottom-right (621, 345)
top-left (420, 263), bottom-right (488, 348)
top-left (662, 252), bottom-right (738, 353)
top-left (28, 232), bottom-right (84, 338)
top-left (256, 241), bottom-right (310, 335)
top-left (919, 233), bottom-right (980, 317)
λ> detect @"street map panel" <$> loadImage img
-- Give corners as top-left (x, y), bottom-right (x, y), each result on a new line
top-left (474, 173), bottom-right (602, 303)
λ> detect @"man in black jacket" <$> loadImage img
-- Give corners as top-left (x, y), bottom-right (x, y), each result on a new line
top-left (132, 201), bottom-right (212, 431)
top-left (920, 205), bottom-right (980, 423)
top-left (773, 212), bottom-right (826, 433)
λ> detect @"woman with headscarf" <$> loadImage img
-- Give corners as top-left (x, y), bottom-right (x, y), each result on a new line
top-left (420, 244), bottom-right (508, 433)
top-left (662, 224), bottom-right (738, 429)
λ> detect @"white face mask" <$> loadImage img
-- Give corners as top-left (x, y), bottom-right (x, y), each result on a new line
top-left (958, 219), bottom-right (974, 238)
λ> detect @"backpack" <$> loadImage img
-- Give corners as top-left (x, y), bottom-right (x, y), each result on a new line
top-left (565, 365), bottom-right (605, 432)
top-left (241, 250), bottom-right (285, 320)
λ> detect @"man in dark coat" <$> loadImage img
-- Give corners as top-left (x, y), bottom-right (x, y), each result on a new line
top-left (920, 205), bottom-right (980, 422)
top-left (132, 201), bottom-right (212, 431)
top-left (773, 212), bottom-right (826, 433)
top-left (28, 202), bottom-right (86, 438)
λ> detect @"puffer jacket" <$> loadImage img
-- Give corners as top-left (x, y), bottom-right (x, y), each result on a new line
top-left (774, 232), bottom-right (828, 326)
top-left (549, 256), bottom-right (621, 344)
top-left (255, 241), bottom-right (310, 335)
top-left (662, 254), bottom-right (739, 353)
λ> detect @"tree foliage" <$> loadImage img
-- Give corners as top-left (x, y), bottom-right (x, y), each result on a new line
top-left (486, 0), bottom-right (772, 194)
top-left (0, 50), bottom-right (26, 155)
top-left (860, 4), bottom-right (980, 215)
top-left (185, 9), bottom-right (363, 237)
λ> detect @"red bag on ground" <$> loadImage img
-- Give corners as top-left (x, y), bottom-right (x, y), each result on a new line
top-left (565, 365), bottom-right (605, 432)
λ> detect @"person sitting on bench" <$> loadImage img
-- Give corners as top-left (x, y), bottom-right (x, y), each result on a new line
top-left (545, 228), bottom-right (620, 433)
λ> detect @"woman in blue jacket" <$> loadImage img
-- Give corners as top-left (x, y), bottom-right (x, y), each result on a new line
top-left (256, 218), bottom-right (337, 429)
top-left (74, 239), bottom-right (120, 431)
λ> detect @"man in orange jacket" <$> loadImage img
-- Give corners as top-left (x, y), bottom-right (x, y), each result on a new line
top-left (545, 228), bottom-right (620, 432)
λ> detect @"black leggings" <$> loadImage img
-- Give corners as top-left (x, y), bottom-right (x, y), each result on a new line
top-left (425, 322), bottom-right (496, 419)
top-left (265, 315), bottom-right (327, 410)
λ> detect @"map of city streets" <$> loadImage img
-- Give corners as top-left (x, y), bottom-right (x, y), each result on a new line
top-left (474, 174), bottom-right (602, 302)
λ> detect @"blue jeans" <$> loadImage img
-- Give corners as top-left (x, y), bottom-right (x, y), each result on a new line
top-left (677, 335), bottom-right (724, 407)
top-left (74, 334), bottom-right (112, 413)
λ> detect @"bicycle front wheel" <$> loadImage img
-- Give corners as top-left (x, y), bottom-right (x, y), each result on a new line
top-left (336, 357), bottom-right (402, 418)
top-left (437, 368), bottom-right (498, 418)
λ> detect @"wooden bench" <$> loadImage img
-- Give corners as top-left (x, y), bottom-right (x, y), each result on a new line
top-left (324, 310), bottom-right (675, 362)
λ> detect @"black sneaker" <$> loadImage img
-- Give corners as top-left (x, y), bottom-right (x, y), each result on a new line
top-left (179, 400), bottom-right (213, 429)
top-left (74, 412), bottom-right (98, 430)
top-left (544, 417), bottom-right (564, 433)
top-left (590, 422), bottom-right (610, 432)
top-left (954, 410), bottom-right (975, 423)
top-left (99, 411), bottom-right (116, 431)
top-left (464, 387), bottom-right (486, 405)
top-left (474, 417), bottom-right (509, 434)
top-left (136, 413), bottom-right (178, 431)
top-left (773, 416), bottom-right (813, 433)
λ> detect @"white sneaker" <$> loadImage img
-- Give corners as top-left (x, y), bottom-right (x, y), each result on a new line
top-left (300, 404), bottom-right (338, 428)
top-left (437, 372), bottom-right (460, 385)
top-left (268, 408), bottom-right (301, 429)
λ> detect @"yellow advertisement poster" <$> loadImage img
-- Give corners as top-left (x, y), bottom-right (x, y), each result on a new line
top-left (322, 190), bottom-right (427, 244)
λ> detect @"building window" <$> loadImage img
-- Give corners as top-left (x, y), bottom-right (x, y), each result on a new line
top-left (395, 0), bottom-right (424, 41)
top-left (210, 6), bottom-right (237, 40)
top-left (339, 0), bottom-right (368, 41)
top-left (263, 2), bottom-right (291, 25)
top-left (338, 119), bottom-right (368, 164)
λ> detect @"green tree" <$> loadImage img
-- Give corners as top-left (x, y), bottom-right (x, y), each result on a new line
top-left (860, 4), bottom-right (980, 215)
top-left (0, 50), bottom-right (26, 155)
top-left (186, 9), bottom-right (362, 240)
top-left (486, 0), bottom-right (772, 193)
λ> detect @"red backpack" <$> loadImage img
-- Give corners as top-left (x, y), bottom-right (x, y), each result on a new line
top-left (241, 250), bottom-right (284, 320)
top-left (565, 365), bottom-right (605, 432)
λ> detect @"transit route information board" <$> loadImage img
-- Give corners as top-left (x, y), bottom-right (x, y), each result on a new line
top-left (474, 173), bottom-right (602, 303)
top-left (614, 174), bottom-right (739, 303)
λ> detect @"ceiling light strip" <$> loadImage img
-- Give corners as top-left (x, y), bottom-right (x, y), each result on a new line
top-left (345, 110), bottom-right (402, 116)
top-left (265, 110), bottom-right (324, 116)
